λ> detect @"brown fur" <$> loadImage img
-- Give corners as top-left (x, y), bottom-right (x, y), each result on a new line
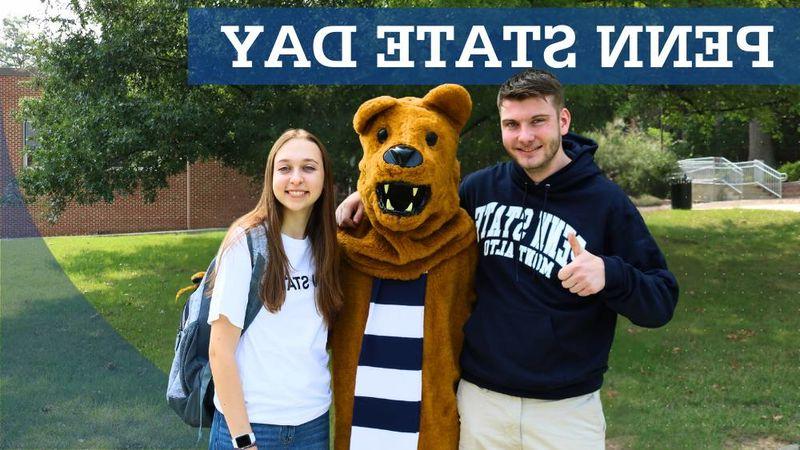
top-left (332, 85), bottom-right (477, 450)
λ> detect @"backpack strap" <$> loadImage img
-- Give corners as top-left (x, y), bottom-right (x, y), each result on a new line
top-left (195, 257), bottom-right (217, 355)
top-left (193, 224), bottom-right (268, 433)
top-left (241, 223), bottom-right (268, 333)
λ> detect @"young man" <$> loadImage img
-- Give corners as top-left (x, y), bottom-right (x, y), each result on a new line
top-left (337, 69), bottom-right (679, 449)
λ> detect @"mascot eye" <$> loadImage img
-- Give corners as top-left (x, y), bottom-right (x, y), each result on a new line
top-left (377, 127), bottom-right (388, 143)
top-left (426, 131), bottom-right (438, 147)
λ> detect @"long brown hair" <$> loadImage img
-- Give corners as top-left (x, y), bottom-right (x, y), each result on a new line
top-left (209, 129), bottom-right (342, 327)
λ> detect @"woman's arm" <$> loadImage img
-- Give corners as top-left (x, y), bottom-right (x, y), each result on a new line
top-left (209, 315), bottom-right (256, 448)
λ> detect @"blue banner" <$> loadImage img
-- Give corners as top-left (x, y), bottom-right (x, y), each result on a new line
top-left (188, 8), bottom-right (800, 85)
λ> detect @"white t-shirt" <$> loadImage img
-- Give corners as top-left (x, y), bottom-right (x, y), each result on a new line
top-left (207, 228), bottom-right (330, 425)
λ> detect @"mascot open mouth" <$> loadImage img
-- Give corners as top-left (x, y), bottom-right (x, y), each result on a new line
top-left (376, 182), bottom-right (430, 216)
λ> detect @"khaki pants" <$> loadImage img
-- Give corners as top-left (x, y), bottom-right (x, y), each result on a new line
top-left (457, 379), bottom-right (606, 450)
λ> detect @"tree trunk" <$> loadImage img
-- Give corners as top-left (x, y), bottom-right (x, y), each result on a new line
top-left (748, 119), bottom-right (776, 166)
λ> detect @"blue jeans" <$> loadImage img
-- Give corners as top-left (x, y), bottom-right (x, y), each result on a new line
top-left (209, 409), bottom-right (329, 450)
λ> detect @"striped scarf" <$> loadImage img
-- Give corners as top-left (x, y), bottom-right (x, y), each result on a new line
top-left (350, 276), bottom-right (427, 450)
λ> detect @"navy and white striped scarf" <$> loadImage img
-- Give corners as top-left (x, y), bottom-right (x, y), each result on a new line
top-left (350, 275), bottom-right (427, 450)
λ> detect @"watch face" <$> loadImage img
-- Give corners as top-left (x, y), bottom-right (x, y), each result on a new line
top-left (234, 434), bottom-right (254, 448)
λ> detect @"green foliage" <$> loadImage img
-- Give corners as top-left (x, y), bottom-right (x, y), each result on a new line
top-left (17, 0), bottom-right (398, 217)
top-left (614, 86), bottom-right (800, 163)
top-left (0, 16), bottom-right (36, 68)
top-left (778, 160), bottom-right (800, 182)
top-left (17, 0), bottom-right (800, 217)
top-left (629, 194), bottom-right (665, 207)
top-left (587, 119), bottom-right (678, 197)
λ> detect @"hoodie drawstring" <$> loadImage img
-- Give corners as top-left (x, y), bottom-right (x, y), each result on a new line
top-left (515, 182), bottom-right (531, 282)
top-left (514, 181), bottom-right (550, 282)
top-left (537, 184), bottom-right (551, 250)
top-left (518, 183), bottom-right (552, 282)
top-left (542, 183), bottom-right (551, 211)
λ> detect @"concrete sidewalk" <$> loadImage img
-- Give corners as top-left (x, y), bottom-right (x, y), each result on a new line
top-left (693, 198), bottom-right (800, 212)
top-left (640, 198), bottom-right (800, 213)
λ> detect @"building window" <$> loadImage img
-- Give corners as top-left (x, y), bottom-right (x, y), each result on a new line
top-left (23, 120), bottom-right (38, 168)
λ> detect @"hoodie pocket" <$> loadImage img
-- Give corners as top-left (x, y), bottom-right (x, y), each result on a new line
top-left (503, 309), bottom-right (559, 372)
top-left (463, 304), bottom-right (562, 387)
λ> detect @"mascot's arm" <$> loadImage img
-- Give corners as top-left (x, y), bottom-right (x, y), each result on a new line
top-left (331, 262), bottom-right (373, 450)
top-left (417, 243), bottom-right (478, 450)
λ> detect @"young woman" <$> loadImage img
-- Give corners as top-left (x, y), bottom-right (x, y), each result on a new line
top-left (207, 129), bottom-right (342, 450)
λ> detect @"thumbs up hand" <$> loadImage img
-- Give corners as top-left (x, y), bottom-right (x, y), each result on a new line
top-left (557, 233), bottom-right (605, 297)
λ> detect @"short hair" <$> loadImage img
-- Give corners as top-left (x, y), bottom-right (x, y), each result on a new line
top-left (497, 69), bottom-right (564, 110)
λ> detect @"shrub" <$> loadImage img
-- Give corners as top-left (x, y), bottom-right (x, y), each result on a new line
top-left (778, 161), bottom-right (800, 182)
top-left (587, 120), bottom-right (679, 198)
top-left (630, 194), bottom-right (666, 207)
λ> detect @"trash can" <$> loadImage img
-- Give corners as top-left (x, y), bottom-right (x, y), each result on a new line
top-left (670, 176), bottom-right (692, 210)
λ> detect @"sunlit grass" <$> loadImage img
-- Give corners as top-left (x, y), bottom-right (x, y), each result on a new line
top-left (45, 209), bottom-right (800, 448)
top-left (604, 209), bottom-right (800, 448)
top-left (46, 230), bottom-right (226, 371)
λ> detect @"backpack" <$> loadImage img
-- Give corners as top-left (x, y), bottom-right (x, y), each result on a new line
top-left (166, 224), bottom-right (268, 428)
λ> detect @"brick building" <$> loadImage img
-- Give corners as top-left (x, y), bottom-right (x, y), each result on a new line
top-left (1, 67), bottom-right (260, 238)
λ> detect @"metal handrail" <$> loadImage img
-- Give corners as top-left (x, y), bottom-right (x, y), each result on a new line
top-left (718, 179), bottom-right (744, 194)
top-left (755, 181), bottom-right (781, 198)
top-left (737, 160), bottom-right (788, 181)
top-left (677, 157), bottom-right (787, 199)
top-left (679, 156), bottom-right (743, 174)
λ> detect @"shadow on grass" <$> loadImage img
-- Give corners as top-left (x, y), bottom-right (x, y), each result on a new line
top-left (45, 232), bottom-right (225, 373)
top-left (0, 237), bottom-right (203, 449)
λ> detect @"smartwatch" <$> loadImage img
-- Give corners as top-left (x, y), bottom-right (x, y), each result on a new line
top-left (232, 432), bottom-right (256, 449)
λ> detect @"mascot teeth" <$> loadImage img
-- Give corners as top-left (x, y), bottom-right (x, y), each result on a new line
top-left (376, 182), bottom-right (430, 216)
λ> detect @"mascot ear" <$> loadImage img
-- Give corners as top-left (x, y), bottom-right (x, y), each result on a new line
top-left (422, 84), bottom-right (472, 132)
top-left (353, 96), bottom-right (399, 135)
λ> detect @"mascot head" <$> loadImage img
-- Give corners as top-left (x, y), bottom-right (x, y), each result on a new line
top-left (353, 84), bottom-right (472, 234)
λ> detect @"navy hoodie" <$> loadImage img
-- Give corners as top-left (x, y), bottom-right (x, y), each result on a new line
top-left (458, 133), bottom-right (679, 400)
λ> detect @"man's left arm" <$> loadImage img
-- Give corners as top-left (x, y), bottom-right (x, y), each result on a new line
top-left (600, 201), bottom-right (679, 327)
top-left (558, 203), bottom-right (679, 328)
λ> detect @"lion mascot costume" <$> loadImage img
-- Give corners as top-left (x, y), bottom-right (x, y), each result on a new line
top-left (331, 84), bottom-right (477, 450)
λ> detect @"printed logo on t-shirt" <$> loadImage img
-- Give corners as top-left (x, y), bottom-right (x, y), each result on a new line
top-left (285, 274), bottom-right (318, 291)
top-left (474, 201), bottom-right (586, 279)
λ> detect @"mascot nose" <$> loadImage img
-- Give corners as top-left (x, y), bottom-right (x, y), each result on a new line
top-left (383, 145), bottom-right (423, 168)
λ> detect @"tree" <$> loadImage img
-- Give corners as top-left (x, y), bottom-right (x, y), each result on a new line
top-left (18, 0), bottom-right (797, 218)
top-left (19, 0), bottom-right (396, 217)
top-left (0, 16), bottom-right (37, 68)
top-left (614, 85), bottom-right (800, 165)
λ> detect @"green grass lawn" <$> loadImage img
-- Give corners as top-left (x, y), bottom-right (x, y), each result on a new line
top-left (45, 229), bottom-right (227, 373)
top-left (45, 209), bottom-right (800, 448)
